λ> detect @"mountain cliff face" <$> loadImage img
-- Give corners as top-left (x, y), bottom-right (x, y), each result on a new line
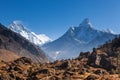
top-left (0, 23), bottom-right (48, 63)
top-left (8, 21), bottom-right (52, 46)
top-left (42, 18), bottom-right (117, 60)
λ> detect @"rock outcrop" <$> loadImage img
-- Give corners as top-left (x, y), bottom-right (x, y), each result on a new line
top-left (0, 56), bottom-right (119, 80)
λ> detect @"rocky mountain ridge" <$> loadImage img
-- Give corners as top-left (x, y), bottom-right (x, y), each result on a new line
top-left (0, 23), bottom-right (48, 63)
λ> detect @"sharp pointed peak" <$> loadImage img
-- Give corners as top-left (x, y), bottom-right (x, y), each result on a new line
top-left (79, 18), bottom-right (94, 28)
top-left (9, 20), bottom-right (30, 32)
top-left (82, 18), bottom-right (90, 24)
top-left (11, 20), bottom-right (24, 28)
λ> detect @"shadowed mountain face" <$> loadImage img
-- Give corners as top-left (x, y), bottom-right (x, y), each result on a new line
top-left (42, 18), bottom-right (117, 60)
top-left (0, 23), bottom-right (48, 63)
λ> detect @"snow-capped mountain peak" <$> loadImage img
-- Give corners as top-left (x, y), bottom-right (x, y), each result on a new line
top-left (42, 18), bottom-right (117, 60)
top-left (8, 20), bottom-right (52, 46)
top-left (79, 18), bottom-right (94, 29)
top-left (12, 21), bottom-right (26, 30)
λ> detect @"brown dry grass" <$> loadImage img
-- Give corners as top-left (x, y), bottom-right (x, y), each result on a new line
top-left (0, 49), bottom-right (20, 62)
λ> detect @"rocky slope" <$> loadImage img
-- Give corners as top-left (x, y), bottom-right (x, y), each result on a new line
top-left (0, 23), bottom-right (48, 63)
top-left (0, 36), bottom-right (120, 80)
top-left (0, 55), bottom-right (119, 80)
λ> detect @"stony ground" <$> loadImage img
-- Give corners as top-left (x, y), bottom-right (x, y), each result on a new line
top-left (0, 56), bottom-right (120, 80)
top-left (1, 36), bottom-right (120, 80)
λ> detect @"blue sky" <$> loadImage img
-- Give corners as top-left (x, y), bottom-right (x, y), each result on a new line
top-left (0, 0), bottom-right (120, 40)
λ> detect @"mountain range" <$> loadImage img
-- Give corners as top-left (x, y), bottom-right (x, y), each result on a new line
top-left (42, 18), bottom-right (117, 60)
top-left (8, 19), bottom-right (118, 60)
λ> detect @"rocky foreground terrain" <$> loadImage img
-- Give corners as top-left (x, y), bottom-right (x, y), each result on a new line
top-left (0, 56), bottom-right (119, 80)
top-left (0, 46), bottom-right (120, 80)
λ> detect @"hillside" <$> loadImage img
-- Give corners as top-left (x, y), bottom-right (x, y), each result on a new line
top-left (0, 49), bottom-right (20, 62)
top-left (0, 55), bottom-right (119, 80)
top-left (0, 36), bottom-right (120, 79)
top-left (0, 23), bottom-right (48, 63)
